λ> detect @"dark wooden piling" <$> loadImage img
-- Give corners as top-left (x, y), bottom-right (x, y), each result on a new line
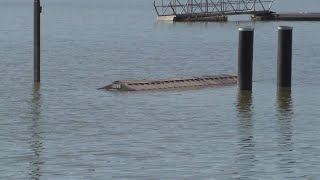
top-left (34, 0), bottom-right (41, 82)
top-left (277, 26), bottom-right (292, 88)
top-left (238, 27), bottom-right (254, 91)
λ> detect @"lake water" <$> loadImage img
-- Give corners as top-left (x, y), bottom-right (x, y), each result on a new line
top-left (1, 0), bottom-right (320, 179)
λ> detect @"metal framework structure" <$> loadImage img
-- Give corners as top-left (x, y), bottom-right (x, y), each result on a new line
top-left (154, 0), bottom-right (274, 17)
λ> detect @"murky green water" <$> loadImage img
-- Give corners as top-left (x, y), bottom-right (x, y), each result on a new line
top-left (1, 0), bottom-right (320, 179)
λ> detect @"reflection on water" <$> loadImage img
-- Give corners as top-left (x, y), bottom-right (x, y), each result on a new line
top-left (277, 88), bottom-right (293, 114)
top-left (276, 88), bottom-right (295, 176)
top-left (235, 91), bottom-right (255, 179)
top-left (237, 91), bottom-right (253, 113)
top-left (29, 83), bottom-right (44, 180)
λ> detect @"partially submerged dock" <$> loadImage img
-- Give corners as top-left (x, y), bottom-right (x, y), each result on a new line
top-left (99, 74), bottom-right (237, 91)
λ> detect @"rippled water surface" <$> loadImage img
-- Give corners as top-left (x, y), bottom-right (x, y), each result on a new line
top-left (1, 0), bottom-right (320, 179)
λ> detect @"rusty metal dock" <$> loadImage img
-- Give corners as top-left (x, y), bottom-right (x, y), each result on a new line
top-left (99, 74), bottom-right (237, 91)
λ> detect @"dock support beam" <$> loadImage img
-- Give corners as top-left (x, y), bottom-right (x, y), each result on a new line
top-left (34, 0), bottom-right (41, 83)
top-left (238, 27), bottom-right (254, 91)
top-left (277, 26), bottom-right (293, 88)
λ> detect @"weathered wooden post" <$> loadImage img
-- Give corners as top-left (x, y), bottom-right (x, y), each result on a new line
top-left (277, 26), bottom-right (293, 88)
top-left (34, 0), bottom-right (41, 82)
top-left (238, 27), bottom-right (254, 91)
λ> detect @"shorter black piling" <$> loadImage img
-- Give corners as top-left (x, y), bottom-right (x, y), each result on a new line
top-left (277, 26), bottom-right (293, 88)
top-left (238, 27), bottom-right (254, 91)
top-left (34, 0), bottom-right (41, 82)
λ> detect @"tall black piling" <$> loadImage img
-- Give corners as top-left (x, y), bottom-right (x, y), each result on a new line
top-left (34, 0), bottom-right (41, 82)
top-left (238, 27), bottom-right (254, 91)
top-left (277, 26), bottom-right (293, 88)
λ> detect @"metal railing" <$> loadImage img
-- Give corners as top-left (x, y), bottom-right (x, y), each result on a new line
top-left (154, 0), bottom-right (274, 16)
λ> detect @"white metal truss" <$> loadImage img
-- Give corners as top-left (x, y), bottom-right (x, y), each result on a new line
top-left (154, 0), bottom-right (274, 16)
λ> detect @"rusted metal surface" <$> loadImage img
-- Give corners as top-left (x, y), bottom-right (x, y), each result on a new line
top-left (99, 74), bottom-right (237, 91)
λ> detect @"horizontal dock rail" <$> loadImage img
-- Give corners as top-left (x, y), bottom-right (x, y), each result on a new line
top-left (154, 0), bottom-right (274, 18)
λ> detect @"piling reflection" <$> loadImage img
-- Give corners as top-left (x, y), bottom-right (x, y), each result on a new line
top-left (235, 91), bottom-right (255, 178)
top-left (277, 88), bottom-right (293, 113)
top-left (29, 83), bottom-right (44, 180)
top-left (237, 91), bottom-right (253, 113)
top-left (276, 88), bottom-right (295, 174)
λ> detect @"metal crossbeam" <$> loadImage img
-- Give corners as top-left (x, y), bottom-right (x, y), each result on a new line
top-left (154, 0), bottom-right (274, 16)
